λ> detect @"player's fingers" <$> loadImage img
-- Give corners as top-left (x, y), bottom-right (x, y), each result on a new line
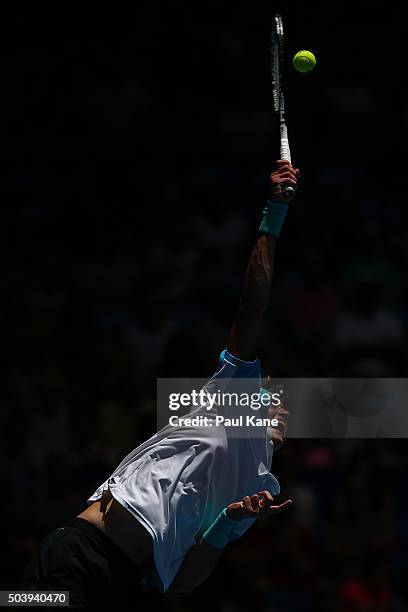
top-left (276, 161), bottom-right (297, 175)
top-left (278, 170), bottom-right (298, 181)
top-left (270, 170), bottom-right (289, 184)
top-left (242, 496), bottom-right (253, 512)
top-left (276, 178), bottom-right (297, 187)
top-left (258, 490), bottom-right (274, 508)
top-left (274, 175), bottom-right (297, 188)
top-left (250, 494), bottom-right (260, 512)
top-left (271, 164), bottom-right (292, 176)
top-left (272, 165), bottom-right (294, 177)
top-left (269, 499), bottom-right (293, 514)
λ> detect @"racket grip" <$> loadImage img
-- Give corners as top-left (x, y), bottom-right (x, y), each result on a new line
top-left (280, 123), bottom-right (292, 163)
top-left (280, 122), bottom-right (295, 198)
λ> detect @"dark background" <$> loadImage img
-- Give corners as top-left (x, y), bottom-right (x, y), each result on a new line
top-left (2, 4), bottom-right (408, 610)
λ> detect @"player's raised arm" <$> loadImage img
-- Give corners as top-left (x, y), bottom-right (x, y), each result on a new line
top-left (228, 161), bottom-right (299, 360)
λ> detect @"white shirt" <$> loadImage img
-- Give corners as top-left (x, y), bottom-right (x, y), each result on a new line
top-left (87, 350), bottom-right (279, 592)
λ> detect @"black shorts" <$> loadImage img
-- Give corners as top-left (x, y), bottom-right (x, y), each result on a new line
top-left (20, 517), bottom-right (160, 611)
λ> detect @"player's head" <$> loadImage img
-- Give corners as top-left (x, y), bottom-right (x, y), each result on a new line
top-left (260, 383), bottom-right (289, 451)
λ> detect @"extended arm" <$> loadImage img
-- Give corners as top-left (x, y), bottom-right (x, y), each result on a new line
top-left (168, 540), bottom-right (222, 594)
top-left (228, 160), bottom-right (299, 360)
top-left (169, 490), bottom-right (292, 593)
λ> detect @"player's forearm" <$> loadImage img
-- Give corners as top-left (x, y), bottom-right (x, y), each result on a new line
top-left (227, 161), bottom-right (298, 361)
top-left (228, 233), bottom-right (276, 360)
top-left (169, 540), bottom-right (222, 593)
top-left (239, 233), bottom-right (276, 313)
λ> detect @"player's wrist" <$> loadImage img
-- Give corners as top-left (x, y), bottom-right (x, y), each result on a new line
top-left (202, 508), bottom-right (239, 549)
top-left (259, 200), bottom-right (289, 237)
top-left (225, 505), bottom-right (242, 520)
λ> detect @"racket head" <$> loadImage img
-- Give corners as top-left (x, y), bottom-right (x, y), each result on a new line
top-left (270, 14), bottom-right (283, 113)
top-left (271, 14), bottom-right (296, 198)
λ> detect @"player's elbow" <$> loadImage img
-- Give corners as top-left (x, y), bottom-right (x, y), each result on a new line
top-left (170, 563), bottom-right (214, 593)
top-left (173, 583), bottom-right (195, 594)
top-left (243, 276), bottom-right (272, 314)
top-left (240, 294), bottom-right (270, 320)
top-left (170, 540), bottom-right (222, 594)
top-left (170, 576), bottom-right (204, 594)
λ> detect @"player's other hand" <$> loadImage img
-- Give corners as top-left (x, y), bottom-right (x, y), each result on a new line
top-left (269, 160), bottom-right (299, 203)
top-left (226, 490), bottom-right (292, 521)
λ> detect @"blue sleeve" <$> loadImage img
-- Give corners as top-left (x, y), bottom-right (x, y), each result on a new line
top-left (201, 349), bottom-right (262, 398)
top-left (213, 349), bottom-right (261, 381)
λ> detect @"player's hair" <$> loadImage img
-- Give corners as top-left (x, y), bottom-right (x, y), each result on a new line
top-left (261, 377), bottom-right (289, 402)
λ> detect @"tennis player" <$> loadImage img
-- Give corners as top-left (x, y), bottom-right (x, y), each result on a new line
top-left (20, 160), bottom-right (299, 609)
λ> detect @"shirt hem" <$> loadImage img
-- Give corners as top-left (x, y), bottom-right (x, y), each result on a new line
top-left (87, 482), bottom-right (168, 592)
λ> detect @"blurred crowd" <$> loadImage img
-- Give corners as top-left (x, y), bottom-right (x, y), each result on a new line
top-left (2, 5), bottom-right (408, 611)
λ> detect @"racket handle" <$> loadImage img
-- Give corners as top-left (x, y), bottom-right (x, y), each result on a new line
top-left (280, 121), bottom-right (292, 163)
top-left (280, 121), bottom-right (295, 199)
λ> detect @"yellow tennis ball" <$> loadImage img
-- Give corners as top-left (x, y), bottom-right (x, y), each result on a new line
top-left (293, 50), bottom-right (316, 73)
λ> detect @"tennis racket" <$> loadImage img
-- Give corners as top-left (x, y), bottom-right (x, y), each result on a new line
top-left (271, 14), bottom-right (295, 199)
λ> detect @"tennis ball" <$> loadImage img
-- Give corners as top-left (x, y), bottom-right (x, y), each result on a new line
top-left (293, 50), bottom-right (316, 73)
